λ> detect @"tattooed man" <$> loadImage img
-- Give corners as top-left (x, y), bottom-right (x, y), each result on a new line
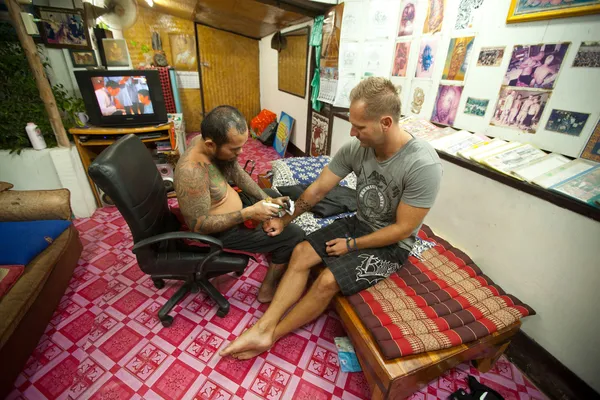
top-left (174, 106), bottom-right (305, 303)
top-left (222, 77), bottom-right (442, 360)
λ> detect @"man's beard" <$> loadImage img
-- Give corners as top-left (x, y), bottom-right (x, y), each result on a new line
top-left (214, 157), bottom-right (238, 178)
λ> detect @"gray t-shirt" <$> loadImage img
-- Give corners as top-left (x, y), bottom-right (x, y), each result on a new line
top-left (328, 138), bottom-right (442, 251)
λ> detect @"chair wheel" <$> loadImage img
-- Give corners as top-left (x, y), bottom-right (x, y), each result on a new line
top-left (161, 315), bottom-right (173, 327)
top-left (153, 279), bottom-right (165, 289)
top-left (216, 308), bottom-right (229, 318)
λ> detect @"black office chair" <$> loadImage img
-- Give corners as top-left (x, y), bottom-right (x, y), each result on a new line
top-left (89, 134), bottom-right (249, 327)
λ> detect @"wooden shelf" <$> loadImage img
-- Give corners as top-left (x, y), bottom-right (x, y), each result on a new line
top-left (70, 123), bottom-right (172, 135)
top-left (78, 135), bottom-right (170, 146)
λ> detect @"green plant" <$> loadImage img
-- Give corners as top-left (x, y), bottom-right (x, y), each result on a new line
top-left (0, 22), bottom-right (85, 154)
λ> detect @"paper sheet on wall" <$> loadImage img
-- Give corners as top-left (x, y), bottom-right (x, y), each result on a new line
top-left (318, 78), bottom-right (338, 104)
top-left (340, 1), bottom-right (363, 42)
top-left (454, 0), bottom-right (486, 31)
top-left (339, 42), bottom-right (360, 74)
top-left (366, 0), bottom-right (399, 40)
top-left (362, 42), bottom-right (392, 77)
top-left (334, 73), bottom-right (359, 108)
top-left (175, 71), bottom-right (200, 89)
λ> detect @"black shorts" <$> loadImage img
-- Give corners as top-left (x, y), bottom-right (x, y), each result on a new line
top-left (306, 216), bottom-right (409, 296)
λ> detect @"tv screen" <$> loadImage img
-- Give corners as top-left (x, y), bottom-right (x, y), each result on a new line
top-left (75, 70), bottom-right (168, 127)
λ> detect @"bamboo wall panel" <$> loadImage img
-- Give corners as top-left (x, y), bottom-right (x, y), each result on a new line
top-left (123, 6), bottom-right (203, 132)
top-left (196, 24), bottom-right (260, 122)
top-left (278, 34), bottom-right (308, 97)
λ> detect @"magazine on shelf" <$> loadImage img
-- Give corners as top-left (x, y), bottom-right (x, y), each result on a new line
top-left (512, 153), bottom-right (571, 183)
top-left (441, 134), bottom-right (489, 156)
top-left (458, 138), bottom-right (505, 160)
top-left (399, 118), bottom-right (438, 137)
top-left (417, 126), bottom-right (456, 142)
top-left (471, 142), bottom-right (522, 163)
top-left (532, 159), bottom-right (598, 189)
top-left (549, 165), bottom-right (600, 208)
top-left (429, 130), bottom-right (472, 151)
top-left (481, 144), bottom-right (547, 178)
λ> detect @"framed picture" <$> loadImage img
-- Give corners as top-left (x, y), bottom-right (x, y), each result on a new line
top-left (507, 0), bottom-right (600, 24)
top-left (102, 39), bottom-right (130, 67)
top-left (503, 43), bottom-right (570, 90)
top-left (69, 50), bottom-right (97, 67)
top-left (37, 7), bottom-right (90, 49)
top-left (490, 87), bottom-right (551, 134)
top-left (545, 109), bottom-right (590, 136)
top-left (581, 118), bottom-right (600, 162)
top-left (309, 112), bottom-right (330, 157)
top-left (169, 34), bottom-right (197, 71)
top-left (274, 112), bottom-right (295, 158)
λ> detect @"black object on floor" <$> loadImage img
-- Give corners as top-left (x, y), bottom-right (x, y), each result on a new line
top-left (449, 375), bottom-right (504, 400)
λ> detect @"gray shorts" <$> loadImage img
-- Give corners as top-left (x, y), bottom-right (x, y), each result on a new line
top-left (306, 216), bottom-right (409, 296)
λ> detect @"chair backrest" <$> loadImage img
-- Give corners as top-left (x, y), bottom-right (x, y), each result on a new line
top-left (89, 134), bottom-right (178, 243)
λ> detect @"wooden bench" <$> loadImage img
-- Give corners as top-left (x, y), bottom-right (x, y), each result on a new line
top-left (333, 294), bottom-right (520, 399)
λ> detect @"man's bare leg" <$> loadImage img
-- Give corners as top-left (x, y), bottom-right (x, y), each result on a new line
top-left (233, 269), bottom-right (340, 360)
top-left (220, 241), bottom-right (322, 357)
top-left (257, 262), bottom-right (286, 303)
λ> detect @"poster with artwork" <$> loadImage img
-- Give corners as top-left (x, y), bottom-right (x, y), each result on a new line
top-left (503, 43), bottom-right (570, 89)
top-left (366, 0), bottom-right (398, 40)
top-left (431, 84), bottom-right (463, 126)
top-left (398, 1), bottom-right (417, 37)
top-left (572, 41), bottom-right (600, 68)
top-left (37, 7), bottom-right (90, 49)
top-left (334, 74), bottom-right (359, 108)
top-left (491, 87), bottom-right (551, 133)
top-left (455, 0), bottom-right (485, 30)
top-left (545, 109), bottom-right (590, 136)
top-left (415, 37), bottom-right (440, 78)
top-left (102, 39), bottom-right (129, 67)
top-left (274, 112), bottom-right (295, 158)
top-left (391, 42), bottom-right (411, 77)
top-left (363, 42), bottom-right (391, 77)
top-left (442, 36), bottom-right (475, 81)
top-left (507, 0), bottom-right (600, 23)
top-left (423, 0), bottom-right (445, 34)
top-left (340, 1), bottom-right (363, 42)
top-left (477, 47), bottom-right (505, 67)
top-left (310, 113), bottom-right (330, 157)
top-left (408, 80), bottom-right (433, 116)
top-left (464, 97), bottom-right (489, 117)
top-left (169, 34), bottom-right (197, 71)
top-left (581, 118), bottom-right (600, 162)
top-left (339, 42), bottom-right (360, 73)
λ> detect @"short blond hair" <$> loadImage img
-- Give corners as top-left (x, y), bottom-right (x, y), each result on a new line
top-left (349, 77), bottom-right (401, 123)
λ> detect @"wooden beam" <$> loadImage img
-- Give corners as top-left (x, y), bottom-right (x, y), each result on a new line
top-left (252, 0), bottom-right (324, 18)
top-left (5, 0), bottom-right (70, 148)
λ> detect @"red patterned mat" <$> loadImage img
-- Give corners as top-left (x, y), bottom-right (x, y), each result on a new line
top-left (6, 141), bottom-right (547, 400)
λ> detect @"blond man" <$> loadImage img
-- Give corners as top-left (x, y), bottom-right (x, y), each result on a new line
top-left (221, 77), bottom-right (443, 360)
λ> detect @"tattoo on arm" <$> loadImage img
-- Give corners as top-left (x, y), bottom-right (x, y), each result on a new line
top-left (231, 163), bottom-right (268, 201)
top-left (174, 161), bottom-right (244, 234)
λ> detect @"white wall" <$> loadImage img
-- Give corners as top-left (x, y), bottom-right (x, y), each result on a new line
top-left (259, 21), bottom-right (313, 152)
top-left (0, 147), bottom-right (97, 218)
top-left (425, 159), bottom-right (600, 393)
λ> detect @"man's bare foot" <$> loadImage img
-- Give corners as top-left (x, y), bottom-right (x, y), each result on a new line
top-left (220, 321), bottom-right (274, 358)
top-left (232, 346), bottom-right (272, 360)
top-left (257, 282), bottom-right (277, 303)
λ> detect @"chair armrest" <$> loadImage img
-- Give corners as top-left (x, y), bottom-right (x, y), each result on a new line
top-left (132, 231), bottom-right (223, 254)
top-left (0, 189), bottom-right (72, 221)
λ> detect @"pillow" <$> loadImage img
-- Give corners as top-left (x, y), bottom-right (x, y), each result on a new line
top-left (0, 220), bottom-right (72, 265)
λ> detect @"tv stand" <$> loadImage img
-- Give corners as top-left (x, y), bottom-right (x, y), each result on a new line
top-left (70, 122), bottom-right (175, 207)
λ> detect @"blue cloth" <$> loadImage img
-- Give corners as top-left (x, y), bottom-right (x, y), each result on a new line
top-left (0, 220), bottom-right (71, 265)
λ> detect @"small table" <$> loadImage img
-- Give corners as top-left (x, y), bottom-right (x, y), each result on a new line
top-left (334, 295), bottom-right (520, 399)
top-left (70, 123), bottom-right (175, 207)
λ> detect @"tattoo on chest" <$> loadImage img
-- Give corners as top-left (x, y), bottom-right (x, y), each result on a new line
top-left (207, 164), bottom-right (228, 203)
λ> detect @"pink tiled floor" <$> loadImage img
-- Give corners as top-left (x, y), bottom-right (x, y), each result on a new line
top-left (7, 138), bottom-right (548, 400)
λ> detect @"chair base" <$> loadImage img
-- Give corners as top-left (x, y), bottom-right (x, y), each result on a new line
top-left (156, 277), bottom-right (231, 327)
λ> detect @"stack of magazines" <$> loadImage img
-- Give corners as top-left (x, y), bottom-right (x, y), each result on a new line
top-left (398, 116), bottom-right (599, 209)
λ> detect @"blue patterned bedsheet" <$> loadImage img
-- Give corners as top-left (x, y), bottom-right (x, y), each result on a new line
top-left (271, 156), bottom-right (357, 235)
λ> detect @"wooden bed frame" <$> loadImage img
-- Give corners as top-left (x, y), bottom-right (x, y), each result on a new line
top-left (258, 173), bottom-right (520, 399)
top-left (333, 295), bottom-right (521, 399)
